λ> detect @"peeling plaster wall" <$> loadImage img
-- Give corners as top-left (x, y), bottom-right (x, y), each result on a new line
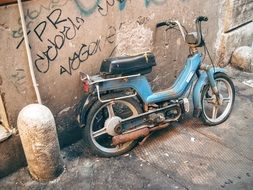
top-left (115, 20), bottom-right (154, 56)
top-left (0, 0), bottom-right (252, 177)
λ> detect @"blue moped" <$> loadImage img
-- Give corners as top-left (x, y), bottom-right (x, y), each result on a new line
top-left (79, 16), bottom-right (235, 157)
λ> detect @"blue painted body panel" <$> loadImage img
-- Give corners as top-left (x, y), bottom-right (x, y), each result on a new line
top-left (99, 76), bottom-right (153, 102)
top-left (99, 53), bottom-right (202, 103)
top-left (192, 67), bottom-right (225, 111)
top-left (96, 53), bottom-right (226, 113)
top-left (146, 54), bottom-right (201, 103)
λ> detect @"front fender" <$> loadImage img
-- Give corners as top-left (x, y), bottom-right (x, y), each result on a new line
top-left (193, 67), bottom-right (225, 117)
top-left (78, 94), bottom-right (98, 127)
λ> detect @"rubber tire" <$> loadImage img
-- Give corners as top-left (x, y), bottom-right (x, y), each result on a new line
top-left (83, 93), bottom-right (143, 157)
top-left (200, 72), bottom-right (235, 126)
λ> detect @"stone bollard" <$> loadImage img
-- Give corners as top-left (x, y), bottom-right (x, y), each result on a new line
top-left (17, 104), bottom-right (64, 182)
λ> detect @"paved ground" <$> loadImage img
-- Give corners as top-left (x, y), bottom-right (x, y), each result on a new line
top-left (0, 67), bottom-right (253, 190)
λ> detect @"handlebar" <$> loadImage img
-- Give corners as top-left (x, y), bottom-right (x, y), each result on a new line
top-left (156, 20), bottom-right (176, 28)
top-left (195, 16), bottom-right (208, 46)
top-left (156, 16), bottom-right (208, 47)
top-left (156, 20), bottom-right (185, 41)
top-left (196, 16), bottom-right (208, 22)
top-left (156, 21), bottom-right (167, 28)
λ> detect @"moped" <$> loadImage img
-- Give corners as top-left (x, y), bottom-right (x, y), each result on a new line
top-left (79, 16), bottom-right (235, 157)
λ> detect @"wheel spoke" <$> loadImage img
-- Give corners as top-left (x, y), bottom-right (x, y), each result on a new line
top-left (202, 76), bottom-right (234, 124)
top-left (216, 81), bottom-right (219, 91)
top-left (223, 97), bottom-right (231, 103)
top-left (212, 106), bottom-right (218, 119)
top-left (107, 103), bottom-right (115, 118)
top-left (204, 97), bottom-right (214, 103)
top-left (93, 127), bottom-right (107, 138)
top-left (89, 98), bottom-right (141, 155)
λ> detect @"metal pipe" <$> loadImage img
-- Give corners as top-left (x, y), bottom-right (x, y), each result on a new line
top-left (112, 123), bottom-right (170, 146)
top-left (17, 0), bottom-right (42, 104)
top-left (174, 20), bottom-right (186, 41)
top-left (112, 128), bottom-right (150, 146)
top-left (90, 73), bottom-right (140, 85)
top-left (96, 85), bottom-right (137, 103)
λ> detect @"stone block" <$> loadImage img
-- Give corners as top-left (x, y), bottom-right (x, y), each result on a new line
top-left (231, 46), bottom-right (253, 72)
top-left (216, 22), bottom-right (253, 66)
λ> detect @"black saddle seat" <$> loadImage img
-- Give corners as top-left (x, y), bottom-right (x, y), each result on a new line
top-left (100, 52), bottom-right (156, 76)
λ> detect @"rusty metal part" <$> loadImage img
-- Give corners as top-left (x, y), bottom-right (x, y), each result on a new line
top-left (123, 125), bottom-right (151, 134)
top-left (139, 133), bottom-right (153, 145)
top-left (139, 123), bottom-right (170, 145)
top-left (112, 128), bottom-right (150, 146)
top-left (200, 64), bottom-right (211, 71)
top-left (144, 104), bottom-right (149, 112)
top-left (112, 123), bottom-right (171, 146)
top-left (119, 103), bottom-right (180, 133)
top-left (150, 123), bottom-right (169, 132)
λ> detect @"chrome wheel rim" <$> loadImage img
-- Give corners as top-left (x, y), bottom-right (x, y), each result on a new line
top-left (202, 78), bottom-right (233, 123)
top-left (90, 100), bottom-right (138, 153)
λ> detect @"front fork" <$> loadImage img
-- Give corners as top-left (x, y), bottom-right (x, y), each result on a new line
top-left (200, 64), bottom-right (222, 105)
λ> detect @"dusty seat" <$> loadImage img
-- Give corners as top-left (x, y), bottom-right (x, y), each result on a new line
top-left (100, 52), bottom-right (156, 76)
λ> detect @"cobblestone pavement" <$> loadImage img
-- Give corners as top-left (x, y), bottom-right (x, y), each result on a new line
top-left (0, 67), bottom-right (253, 190)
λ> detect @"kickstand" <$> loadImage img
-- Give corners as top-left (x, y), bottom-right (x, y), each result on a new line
top-left (139, 132), bottom-right (153, 145)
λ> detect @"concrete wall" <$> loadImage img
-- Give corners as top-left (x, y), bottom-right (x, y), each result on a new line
top-left (0, 0), bottom-right (252, 177)
top-left (216, 0), bottom-right (253, 66)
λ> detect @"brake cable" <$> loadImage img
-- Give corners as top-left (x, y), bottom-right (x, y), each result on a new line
top-left (198, 19), bottom-right (216, 72)
top-left (204, 44), bottom-right (215, 72)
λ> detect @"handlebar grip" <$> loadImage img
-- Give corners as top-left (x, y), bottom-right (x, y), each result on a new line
top-left (197, 16), bottom-right (208, 22)
top-left (156, 21), bottom-right (167, 28)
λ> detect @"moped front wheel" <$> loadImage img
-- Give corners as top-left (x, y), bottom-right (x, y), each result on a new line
top-left (83, 93), bottom-right (143, 157)
top-left (201, 73), bottom-right (235, 126)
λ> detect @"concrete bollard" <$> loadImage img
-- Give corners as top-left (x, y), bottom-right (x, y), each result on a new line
top-left (17, 104), bottom-right (64, 182)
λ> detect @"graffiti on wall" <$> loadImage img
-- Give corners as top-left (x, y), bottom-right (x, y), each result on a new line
top-left (14, 6), bottom-right (118, 75)
top-left (12, 0), bottom-right (167, 76)
top-left (74, 0), bottom-right (127, 17)
top-left (33, 9), bottom-right (85, 73)
top-left (14, 0), bottom-right (124, 48)
top-left (11, 68), bottom-right (27, 94)
top-left (74, 0), bottom-right (167, 16)
top-left (144, 0), bottom-right (167, 7)
top-left (12, 0), bottom-right (70, 40)
top-left (60, 39), bottom-right (101, 75)
top-left (59, 23), bottom-right (122, 75)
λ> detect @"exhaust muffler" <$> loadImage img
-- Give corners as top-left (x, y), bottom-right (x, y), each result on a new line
top-left (112, 123), bottom-right (169, 146)
top-left (112, 128), bottom-right (150, 146)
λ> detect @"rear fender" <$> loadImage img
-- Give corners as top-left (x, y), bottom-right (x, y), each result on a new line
top-left (192, 67), bottom-right (224, 117)
top-left (79, 94), bottom-right (98, 127)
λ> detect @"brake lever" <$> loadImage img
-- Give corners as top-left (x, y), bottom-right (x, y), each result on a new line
top-left (165, 24), bottom-right (177, 31)
top-left (166, 20), bottom-right (176, 26)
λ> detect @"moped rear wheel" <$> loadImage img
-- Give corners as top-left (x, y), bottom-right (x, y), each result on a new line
top-left (201, 73), bottom-right (235, 126)
top-left (84, 93), bottom-right (143, 157)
